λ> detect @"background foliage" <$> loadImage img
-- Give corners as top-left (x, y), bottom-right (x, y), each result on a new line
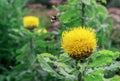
top-left (0, 0), bottom-right (27, 77)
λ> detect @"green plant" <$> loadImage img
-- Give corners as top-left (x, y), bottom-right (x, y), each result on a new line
top-left (1, 0), bottom-right (119, 81)
top-left (4, 16), bottom-right (62, 81)
top-left (37, 50), bottom-right (120, 81)
top-left (0, 0), bottom-right (27, 80)
top-left (58, 0), bottom-right (113, 49)
top-left (37, 0), bottom-right (120, 81)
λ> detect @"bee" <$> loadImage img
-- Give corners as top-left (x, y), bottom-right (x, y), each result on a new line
top-left (51, 15), bottom-right (58, 23)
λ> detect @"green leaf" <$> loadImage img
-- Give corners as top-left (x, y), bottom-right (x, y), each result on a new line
top-left (60, 9), bottom-right (78, 23)
top-left (58, 53), bottom-right (71, 62)
top-left (59, 68), bottom-right (75, 79)
top-left (68, 0), bottom-right (78, 5)
top-left (22, 72), bottom-right (33, 79)
top-left (82, 0), bottom-right (91, 5)
top-left (112, 75), bottom-right (120, 81)
top-left (16, 54), bottom-right (25, 63)
top-left (16, 44), bottom-right (28, 54)
top-left (37, 54), bottom-right (63, 79)
top-left (40, 53), bottom-right (57, 60)
top-left (89, 50), bottom-right (120, 67)
top-left (9, 34), bottom-right (18, 40)
top-left (59, 5), bottom-right (68, 11)
top-left (63, 16), bottom-right (81, 27)
top-left (84, 69), bottom-right (104, 81)
top-left (90, 56), bottom-right (112, 67)
top-left (105, 61), bottom-right (120, 70)
top-left (85, 5), bottom-right (95, 18)
top-left (96, 4), bottom-right (107, 16)
top-left (14, 64), bottom-right (27, 71)
top-left (58, 63), bottom-right (74, 74)
top-left (101, 0), bottom-right (107, 4)
top-left (84, 74), bottom-right (103, 81)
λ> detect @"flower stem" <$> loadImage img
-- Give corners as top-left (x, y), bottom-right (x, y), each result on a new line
top-left (29, 30), bottom-right (36, 67)
top-left (76, 60), bottom-right (84, 81)
top-left (30, 36), bottom-right (34, 54)
top-left (77, 59), bottom-right (89, 81)
top-left (81, 1), bottom-right (85, 27)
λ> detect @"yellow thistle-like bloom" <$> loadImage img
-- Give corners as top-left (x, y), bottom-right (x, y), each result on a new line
top-left (23, 16), bottom-right (39, 30)
top-left (37, 29), bottom-right (47, 33)
top-left (61, 27), bottom-right (97, 59)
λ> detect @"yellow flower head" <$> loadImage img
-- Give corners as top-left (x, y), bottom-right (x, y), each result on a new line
top-left (61, 27), bottom-right (97, 59)
top-left (23, 16), bottom-right (39, 30)
top-left (37, 29), bottom-right (47, 33)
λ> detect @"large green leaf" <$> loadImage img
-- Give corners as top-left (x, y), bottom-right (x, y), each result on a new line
top-left (37, 54), bottom-right (63, 79)
top-left (59, 68), bottom-right (75, 80)
top-left (84, 74), bottom-right (103, 81)
top-left (60, 9), bottom-right (78, 23)
top-left (84, 69), bottom-right (104, 81)
top-left (96, 4), bottom-right (107, 16)
top-left (89, 50), bottom-right (120, 67)
top-left (38, 53), bottom-right (76, 80)
top-left (112, 75), bottom-right (120, 81)
top-left (85, 5), bottom-right (95, 18)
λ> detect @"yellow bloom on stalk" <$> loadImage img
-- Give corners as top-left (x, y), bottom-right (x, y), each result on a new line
top-left (23, 16), bottom-right (39, 30)
top-left (61, 27), bottom-right (97, 59)
top-left (37, 29), bottom-right (47, 33)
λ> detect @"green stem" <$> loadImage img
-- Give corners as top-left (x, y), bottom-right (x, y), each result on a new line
top-left (29, 30), bottom-right (34, 53)
top-left (77, 59), bottom-right (89, 81)
top-left (30, 37), bottom-right (34, 54)
top-left (27, 30), bottom-right (38, 81)
top-left (78, 72), bottom-right (82, 81)
top-left (29, 30), bottom-right (36, 66)
top-left (76, 60), bottom-right (78, 69)
top-left (81, 1), bottom-right (85, 27)
top-left (76, 60), bottom-right (84, 81)
top-left (83, 60), bottom-right (89, 76)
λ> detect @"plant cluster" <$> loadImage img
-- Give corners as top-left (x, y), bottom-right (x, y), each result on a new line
top-left (37, 0), bottom-right (120, 81)
top-left (0, 0), bottom-right (120, 81)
